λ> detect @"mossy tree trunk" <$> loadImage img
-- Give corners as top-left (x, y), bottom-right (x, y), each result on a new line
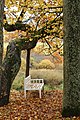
top-left (0, 38), bottom-right (37, 106)
top-left (62, 0), bottom-right (80, 117)
top-left (0, 42), bottom-right (21, 106)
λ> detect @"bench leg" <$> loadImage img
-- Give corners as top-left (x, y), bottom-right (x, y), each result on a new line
top-left (39, 90), bottom-right (41, 98)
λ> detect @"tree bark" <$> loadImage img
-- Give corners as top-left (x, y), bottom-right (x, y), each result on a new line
top-left (0, 37), bottom-right (37, 106)
top-left (0, 0), bottom-right (4, 65)
top-left (0, 42), bottom-right (21, 106)
top-left (62, 0), bottom-right (80, 117)
top-left (0, 0), bottom-right (4, 105)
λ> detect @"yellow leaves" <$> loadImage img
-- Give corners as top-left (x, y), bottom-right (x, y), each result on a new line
top-left (4, 0), bottom-right (63, 54)
top-left (19, 16), bottom-right (23, 21)
top-left (4, 19), bottom-right (7, 24)
top-left (57, 0), bottom-right (63, 6)
top-left (29, 38), bottom-right (33, 41)
top-left (5, 0), bottom-right (63, 26)
top-left (6, 0), bottom-right (17, 8)
top-left (56, 38), bottom-right (61, 46)
top-left (38, 0), bottom-right (44, 5)
top-left (10, 18), bottom-right (15, 25)
top-left (38, 59), bottom-right (55, 69)
top-left (35, 4), bottom-right (39, 9)
top-left (5, 0), bottom-right (11, 7)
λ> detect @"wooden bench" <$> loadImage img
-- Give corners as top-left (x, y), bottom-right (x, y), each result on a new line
top-left (24, 75), bottom-right (44, 98)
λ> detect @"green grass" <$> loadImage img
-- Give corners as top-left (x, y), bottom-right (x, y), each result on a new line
top-left (12, 68), bottom-right (63, 91)
top-left (12, 72), bottom-right (24, 90)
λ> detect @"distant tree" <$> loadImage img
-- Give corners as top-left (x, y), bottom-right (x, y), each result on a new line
top-left (62, 0), bottom-right (80, 117)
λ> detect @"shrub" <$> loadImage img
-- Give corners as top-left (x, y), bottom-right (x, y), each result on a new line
top-left (38, 59), bottom-right (55, 69)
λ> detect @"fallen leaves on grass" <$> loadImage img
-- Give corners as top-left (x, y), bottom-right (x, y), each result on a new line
top-left (0, 90), bottom-right (80, 120)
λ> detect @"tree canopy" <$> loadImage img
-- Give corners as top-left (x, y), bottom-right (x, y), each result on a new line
top-left (4, 0), bottom-right (63, 56)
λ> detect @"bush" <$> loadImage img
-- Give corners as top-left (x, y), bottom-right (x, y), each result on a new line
top-left (38, 59), bottom-right (55, 69)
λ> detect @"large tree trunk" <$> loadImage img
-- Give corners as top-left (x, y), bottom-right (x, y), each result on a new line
top-left (0, 0), bottom-right (4, 65)
top-left (0, 0), bottom-right (5, 105)
top-left (62, 0), bottom-right (80, 117)
top-left (0, 38), bottom-right (37, 106)
top-left (0, 42), bottom-right (21, 106)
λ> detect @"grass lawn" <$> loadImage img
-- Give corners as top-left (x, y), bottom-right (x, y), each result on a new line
top-left (12, 68), bottom-right (63, 91)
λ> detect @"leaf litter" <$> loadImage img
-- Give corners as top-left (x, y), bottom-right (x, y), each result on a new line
top-left (0, 90), bottom-right (80, 120)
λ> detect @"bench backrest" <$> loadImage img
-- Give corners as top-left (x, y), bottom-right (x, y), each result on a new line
top-left (24, 75), bottom-right (31, 85)
top-left (31, 79), bottom-right (44, 83)
top-left (24, 75), bottom-right (44, 86)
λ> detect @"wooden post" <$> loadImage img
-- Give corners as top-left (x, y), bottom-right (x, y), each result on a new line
top-left (25, 49), bottom-right (30, 77)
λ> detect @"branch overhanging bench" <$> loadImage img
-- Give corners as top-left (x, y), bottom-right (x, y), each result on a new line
top-left (24, 75), bottom-right (44, 98)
